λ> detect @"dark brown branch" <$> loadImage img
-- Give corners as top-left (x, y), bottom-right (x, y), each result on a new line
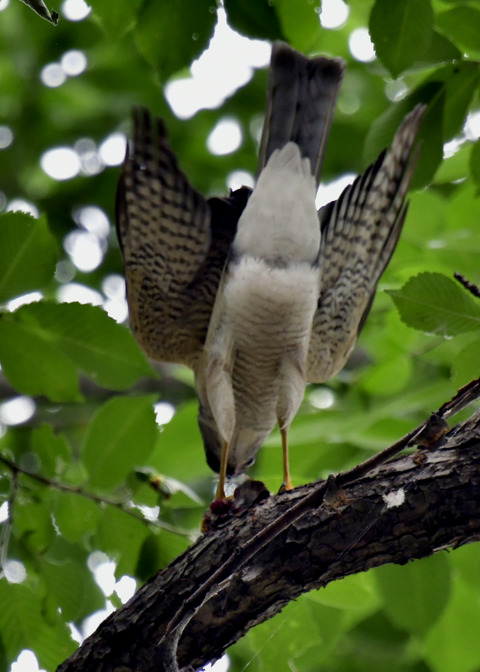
top-left (57, 406), bottom-right (480, 672)
top-left (157, 377), bottom-right (480, 652)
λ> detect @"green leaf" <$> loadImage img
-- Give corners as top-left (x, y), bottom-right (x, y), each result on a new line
top-left (136, 533), bottom-right (162, 581)
top-left (41, 556), bottom-right (104, 622)
top-left (453, 339), bottom-right (480, 388)
top-left (387, 272), bottom-right (480, 336)
top-left (0, 580), bottom-right (75, 669)
top-left (245, 595), bottom-right (344, 669)
top-left (425, 575), bottom-right (480, 672)
top-left (15, 301), bottom-right (156, 390)
top-left (83, 395), bottom-right (158, 490)
top-left (359, 355), bottom-right (413, 397)
top-left (1, 301), bottom-right (155, 394)
top-left (14, 497), bottom-right (56, 552)
top-left (314, 572), bottom-right (380, 613)
top-left (437, 6), bottom-right (480, 55)
top-left (0, 212), bottom-right (57, 304)
top-left (411, 91), bottom-right (444, 189)
top-left (32, 425), bottom-right (71, 478)
top-left (94, 504), bottom-right (150, 578)
top-left (0, 316), bottom-right (82, 402)
top-left (450, 544), bottom-right (480, 592)
top-left (156, 529), bottom-right (191, 569)
top-left (375, 553), bottom-right (451, 634)
top-left (369, 0), bottom-right (434, 78)
top-left (436, 141), bottom-right (472, 185)
top-left (420, 30), bottom-right (461, 66)
top-left (52, 491), bottom-right (100, 543)
top-left (88, 0), bottom-right (143, 36)
top-left (446, 182), bottom-right (480, 235)
top-left (364, 82), bottom-right (443, 189)
top-left (275, 0), bottom-right (321, 52)
top-left (150, 401), bottom-right (206, 481)
top-left (134, 0), bottom-right (216, 80)
top-left (365, 61), bottom-right (480, 187)
top-left (224, 0), bottom-right (284, 41)
top-left (442, 62), bottom-right (480, 140)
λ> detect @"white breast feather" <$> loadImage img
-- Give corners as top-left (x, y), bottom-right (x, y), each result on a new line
top-left (233, 142), bottom-right (320, 265)
top-left (224, 257), bottom-right (319, 346)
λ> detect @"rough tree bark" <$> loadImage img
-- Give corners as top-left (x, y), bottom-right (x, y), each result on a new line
top-left (57, 407), bottom-right (480, 672)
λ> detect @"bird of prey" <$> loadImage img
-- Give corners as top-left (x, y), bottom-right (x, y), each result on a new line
top-left (116, 42), bottom-right (424, 501)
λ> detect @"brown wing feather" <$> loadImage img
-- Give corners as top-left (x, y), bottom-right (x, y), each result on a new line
top-left (116, 108), bottom-right (248, 369)
top-left (307, 104), bottom-right (425, 383)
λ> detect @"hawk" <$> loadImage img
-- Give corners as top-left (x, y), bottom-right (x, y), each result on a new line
top-left (116, 42), bottom-right (424, 500)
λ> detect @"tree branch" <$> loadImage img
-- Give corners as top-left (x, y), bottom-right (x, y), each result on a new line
top-left (57, 402), bottom-right (480, 672)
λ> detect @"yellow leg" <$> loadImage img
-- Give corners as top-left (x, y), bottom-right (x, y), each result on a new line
top-left (214, 440), bottom-right (230, 500)
top-left (280, 426), bottom-right (293, 491)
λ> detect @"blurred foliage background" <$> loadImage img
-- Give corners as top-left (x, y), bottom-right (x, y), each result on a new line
top-left (1, 0), bottom-right (480, 670)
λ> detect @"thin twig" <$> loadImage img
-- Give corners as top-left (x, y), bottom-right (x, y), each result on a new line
top-left (454, 272), bottom-right (480, 299)
top-left (0, 453), bottom-right (194, 539)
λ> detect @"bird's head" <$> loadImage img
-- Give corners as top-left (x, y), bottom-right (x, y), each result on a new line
top-left (197, 401), bottom-right (258, 476)
top-left (197, 401), bottom-right (229, 474)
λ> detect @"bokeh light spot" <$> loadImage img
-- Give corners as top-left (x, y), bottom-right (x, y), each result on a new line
top-left (207, 118), bottom-right (242, 155)
top-left (73, 205), bottom-right (110, 237)
top-left (115, 576), bottom-right (137, 604)
top-left (464, 111), bottom-right (480, 140)
top-left (40, 63), bottom-right (67, 88)
top-left (102, 275), bottom-right (127, 322)
top-left (10, 650), bottom-right (45, 672)
top-left (74, 138), bottom-right (102, 176)
top-left (55, 259), bottom-right (76, 284)
top-left (320, 0), bottom-right (349, 29)
top-left (7, 199), bottom-right (39, 217)
top-left (99, 133), bottom-right (127, 166)
top-left (7, 292), bottom-right (43, 312)
top-left (349, 28), bottom-right (376, 63)
top-left (154, 402), bottom-right (176, 426)
top-left (0, 396), bottom-right (36, 426)
top-left (0, 125), bottom-right (14, 149)
top-left (165, 8), bottom-right (269, 119)
top-left (204, 656), bottom-right (230, 672)
top-left (0, 501), bottom-right (8, 524)
top-left (41, 147), bottom-right (81, 180)
top-left (64, 231), bottom-right (105, 272)
top-left (309, 387), bottom-right (335, 410)
top-left (61, 49), bottom-right (87, 76)
top-left (226, 170), bottom-right (255, 191)
top-left (61, 0), bottom-right (91, 21)
top-left (316, 173), bottom-right (356, 209)
top-left (57, 283), bottom-right (104, 306)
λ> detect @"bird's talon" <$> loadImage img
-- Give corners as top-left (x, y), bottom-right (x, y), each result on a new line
top-left (201, 496), bottom-right (235, 533)
top-left (279, 480), bottom-right (294, 493)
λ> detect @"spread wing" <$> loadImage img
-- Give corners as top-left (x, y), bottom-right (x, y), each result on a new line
top-left (116, 108), bottom-right (249, 370)
top-left (307, 104), bottom-right (425, 383)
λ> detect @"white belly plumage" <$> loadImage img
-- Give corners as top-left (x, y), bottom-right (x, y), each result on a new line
top-left (220, 255), bottom-right (319, 466)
